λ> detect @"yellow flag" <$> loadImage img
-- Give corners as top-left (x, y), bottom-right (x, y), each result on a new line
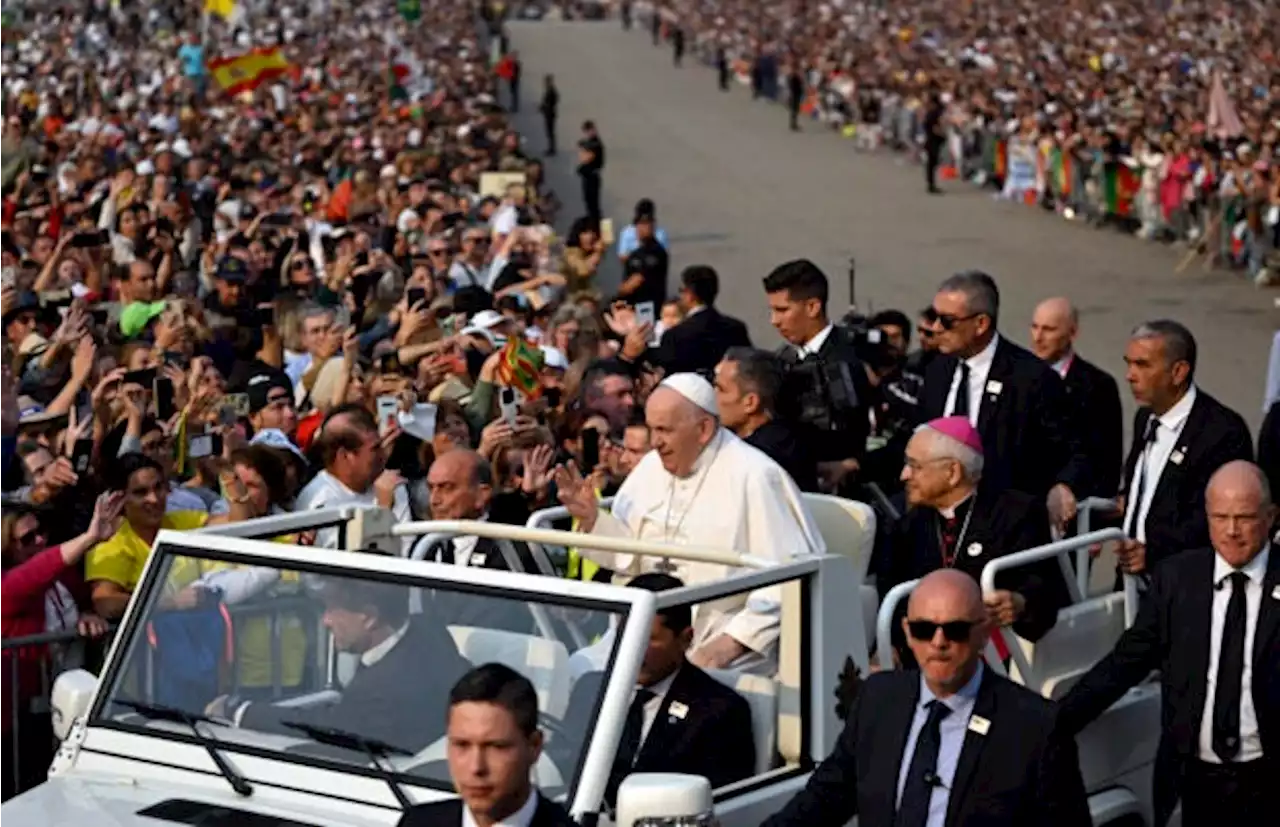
top-left (205, 0), bottom-right (237, 20)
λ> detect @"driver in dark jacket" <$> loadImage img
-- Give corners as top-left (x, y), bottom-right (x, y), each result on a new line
top-left (208, 577), bottom-right (470, 753)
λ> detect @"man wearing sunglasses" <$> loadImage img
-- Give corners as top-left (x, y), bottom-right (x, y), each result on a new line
top-left (918, 271), bottom-right (1090, 532)
top-left (763, 569), bottom-right (1089, 827)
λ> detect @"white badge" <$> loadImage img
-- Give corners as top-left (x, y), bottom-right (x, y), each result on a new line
top-left (1170, 449), bottom-right (1186, 466)
top-left (1271, 585), bottom-right (1280, 601)
top-left (985, 380), bottom-right (1003, 395)
top-left (967, 715), bottom-right (991, 736)
top-left (966, 542), bottom-right (984, 557)
top-left (668, 701), bottom-right (689, 721)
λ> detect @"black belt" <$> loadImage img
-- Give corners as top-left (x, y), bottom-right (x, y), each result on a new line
top-left (1187, 757), bottom-right (1269, 782)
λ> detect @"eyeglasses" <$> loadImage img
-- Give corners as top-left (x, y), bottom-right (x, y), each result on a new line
top-left (916, 326), bottom-right (936, 339)
top-left (932, 311), bottom-right (982, 331)
top-left (428, 248), bottom-right (448, 256)
top-left (907, 619), bottom-right (979, 643)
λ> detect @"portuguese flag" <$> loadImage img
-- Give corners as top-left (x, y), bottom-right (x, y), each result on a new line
top-left (1104, 164), bottom-right (1141, 217)
top-left (1050, 149), bottom-right (1072, 197)
top-left (497, 336), bottom-right (544, 399)
top-left (993, 139), bottom-right (1008, 182)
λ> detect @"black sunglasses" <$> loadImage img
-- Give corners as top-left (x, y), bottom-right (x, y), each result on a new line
top-left (907, 618), bottom-right (978, 643)
top-left (933, 311), bottom-right (982, 331)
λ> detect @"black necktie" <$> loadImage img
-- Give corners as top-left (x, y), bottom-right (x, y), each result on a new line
top-left (606, 688), bottom-right (654, 804)
top-left (951, 363), bottom-right (970, 418)
top-left (1212, 571), bottom-right (1249, 761)
top-left (1123, 417), bottom-right (1160, 538)
top-left (895, 700), bottom-right (952, 827)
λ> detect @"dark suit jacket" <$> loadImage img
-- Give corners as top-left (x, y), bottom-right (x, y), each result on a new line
top-left (919, 337), bottom-right (1091, 499)
top-left (878, 487), bottom-right (1068, 643)
top-left (565, 663), bottom-right (756, 806)
top-left (240, 618), bottom-right (470, 753)
top-left (745, 418), bottom-right (819, 492)
top-left (1061, 355), bottom-right (1124, 497)
top-left (1121, 390), bottom-right (1252, 569)
top-left (396, 792), bottom-right (576, 827)
top-left (1257, 400), bottom-right (1280, 498)
top-left (650, 305), bottom-right (751, 376)
top-left (1057, 547), bottom-right (1280, 826)
top-left (762, 669), bottom-right (1089, 827)
top-left (422, 537), bottom-right (541, 632)
top-left (780, 325), bottom-right (874, 467)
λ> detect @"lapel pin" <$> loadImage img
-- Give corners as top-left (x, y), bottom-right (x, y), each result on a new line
top-left (966, 542), bottom-right (983, 557)
top-left (985, 380), bottom-right (1003, 396)
top-left (668, 701), bottom-right (688, 721)
top-left (1170, 449), bottom-right (1186, 466)
top-left (967, 715), bottom-right (991, 736)
top-left (1271, 585), bottom-right (1280, 601)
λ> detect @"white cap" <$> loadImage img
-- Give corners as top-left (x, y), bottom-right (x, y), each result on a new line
top-left (539, 346), bottom-right (569, 371)
top-left (658, 373), bottom-right (719, 417)
top-left (397, 403), bottom-right (438, 442)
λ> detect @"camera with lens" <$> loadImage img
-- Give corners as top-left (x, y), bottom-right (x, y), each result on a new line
top-left (780, 349), bottom-right (862, 435)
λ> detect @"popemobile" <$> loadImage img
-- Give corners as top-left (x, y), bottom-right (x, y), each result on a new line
top-left (1, 497), bottom-right (1168, 826)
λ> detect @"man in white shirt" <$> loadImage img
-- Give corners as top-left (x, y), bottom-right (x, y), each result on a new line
top-left (556, 373), bottom-right (824, 674)
top-left (1059, 461), bottom-right (1277, 827)
top-left (397, 664), bottom-right (577, 827)
top-left (296, 404), bottom-right (412, 552)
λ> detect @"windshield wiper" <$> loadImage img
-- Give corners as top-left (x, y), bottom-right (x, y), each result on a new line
top-left (281, 720), bottom-right (414, 809)
top-left (115, 699), bottom-right (253, 797)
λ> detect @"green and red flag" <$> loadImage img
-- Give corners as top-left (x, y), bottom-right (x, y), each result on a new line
top-left (993, 139), bottom-right (1008, 182)
top-left (397, 0), bottom-right (421, 22)
top-left (497, 336), bottom-right (544, 399)
top-left (1104, 164), bottom-right (1140, 217)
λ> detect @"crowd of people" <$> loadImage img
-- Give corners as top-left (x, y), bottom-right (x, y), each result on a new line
top-left (634, 0), bottom-right (1280, 281)
top-left (2, 1), bottom-right (1276, 824)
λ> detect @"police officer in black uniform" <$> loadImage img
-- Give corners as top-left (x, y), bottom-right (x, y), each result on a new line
top-left (539, 75), bottom-right (559, 156)
top-left (786, 63), bottom-right (805, 131)
top-left (923, 89), bottom-right (945, 194)
top-left (577, 121), bottom-right (605, 222)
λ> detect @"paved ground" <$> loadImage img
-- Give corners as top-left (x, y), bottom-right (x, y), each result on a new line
top-left (507, 20), bottom-right (1276, 430)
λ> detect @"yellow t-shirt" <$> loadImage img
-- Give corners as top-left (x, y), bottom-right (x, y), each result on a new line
top-left (86, 510), bottom-right (305, 690)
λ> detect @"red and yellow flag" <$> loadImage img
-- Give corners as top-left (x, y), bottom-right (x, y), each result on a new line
top-left (208, 48), bottom-right (289, 96)
top-left (496, 337), bottom-right (544, 399)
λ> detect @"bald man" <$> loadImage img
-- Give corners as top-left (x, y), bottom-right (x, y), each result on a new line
top-left (764, 569), bottom-right (1089, 827)
top-left (1059, 461), bottom-right (1278, 827)
top-left (557, 374), bottom-right (823, 674)
top-left (1030, 298), bottom-right (1123, 497)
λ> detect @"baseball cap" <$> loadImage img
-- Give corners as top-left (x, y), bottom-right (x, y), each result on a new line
top-left (119, 300), bottom-right (168, 338)
top-left (216, 256), bottom-right (249, 283)
top-left (17, 396), bottom-right (66, 428)
top-left (461, 309), bottom-right (508, 345)
top-left (2, 291), bottom-right (40, 325)
top-left (245, 366), bottom-right (293, 414)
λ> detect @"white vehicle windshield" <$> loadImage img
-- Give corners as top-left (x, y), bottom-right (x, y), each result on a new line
top-left (92, 544), bottom-right (628, 799)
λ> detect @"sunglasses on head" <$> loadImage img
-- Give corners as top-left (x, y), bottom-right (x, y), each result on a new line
top-left (907, 618), bottom-right (978, 643)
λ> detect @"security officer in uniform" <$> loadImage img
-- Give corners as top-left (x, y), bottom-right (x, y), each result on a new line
top-left (786, 62), bottom-right (805, 131)
top-left (923, 89), bottom-right (945, 194)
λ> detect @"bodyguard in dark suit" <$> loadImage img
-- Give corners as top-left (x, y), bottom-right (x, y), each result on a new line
top-left (919, 271), bottom-right (1090, 529)
top-left (398, 664), bottom-right (577, 827)
top-left (763, 569), bottom-right (1089, 827)
top-left (1029, 297), bottom-right (1124, 497)
top-left (1113, 321), bottom-right (1253, 576)
top-left (649, 265), bottom-right (751, 376)
top-left (879, 417), bottom-right (1069, 647)
top-left (715, 347), bottom-right (819, 492)
top-left (1058, 462), bottom-right (1278, 827)
top-left (214, 580), bottom-right (470, 754)
top-left (592, 573), bottom-right (756, 808)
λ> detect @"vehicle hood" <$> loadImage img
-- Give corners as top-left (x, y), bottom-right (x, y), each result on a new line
top-left (1, 775), bottom-right (400, 827)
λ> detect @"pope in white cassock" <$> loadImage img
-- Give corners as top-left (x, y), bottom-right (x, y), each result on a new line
top-left (556, 373), bottom-right (825, 674)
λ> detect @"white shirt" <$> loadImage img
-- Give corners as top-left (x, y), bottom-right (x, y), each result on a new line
top-left (1197, 545), bottom-right (1268, 763)
top-left (491, 203), bottom-right (519, 237)
top-left (1122, 385), bottom-right (1197, 544)
top-left (944, 334), bottom-right (999, 426)
top-left (637, 667), bottom-right (681, 744)
top-left (588, 429), bottom-right (825, 674)
top-left (796, 323), bottom-right (834, 358)
top-left (1051, 352), bottom-right (1074, 380)
top-left (360, 622), bottom-right (410, 669)
top-left (296, 470), bottom-right (414, 554)
top-left (463, 788), bottom-right (537, 827)
top-left (449, 513), bottom-right (490, 567)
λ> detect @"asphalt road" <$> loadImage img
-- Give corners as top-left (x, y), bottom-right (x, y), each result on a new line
top-left (507, 19), bottom-right (1276, 430)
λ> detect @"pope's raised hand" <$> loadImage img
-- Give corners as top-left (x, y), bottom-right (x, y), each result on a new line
top-left (554, 461), bottom-right (598, 533)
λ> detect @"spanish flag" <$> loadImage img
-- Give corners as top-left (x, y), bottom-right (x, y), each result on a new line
top-left (208, 48), bottom-right (289, 96)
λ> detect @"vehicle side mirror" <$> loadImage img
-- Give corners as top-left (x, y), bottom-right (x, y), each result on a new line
top-left (616, 773), bottom-right (714, 827)
top-left (50, 669), bottom-right (99, 742)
